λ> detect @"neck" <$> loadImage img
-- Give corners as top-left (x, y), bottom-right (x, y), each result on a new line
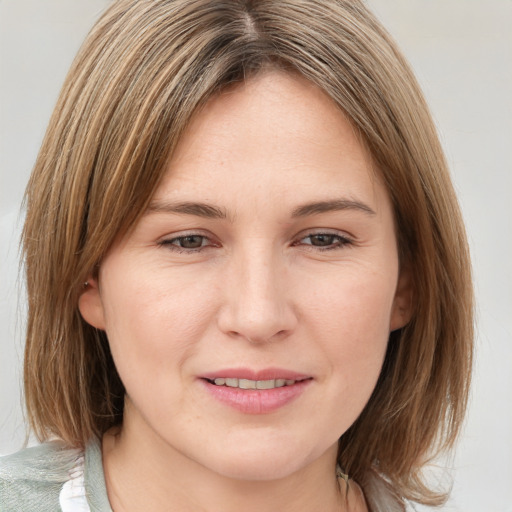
top-left (102, 407), bottom-right (346, 512)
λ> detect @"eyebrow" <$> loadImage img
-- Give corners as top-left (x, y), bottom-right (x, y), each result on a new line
top-left (291, 199), bottom-right (376, 217)
top-left (146, 198), bottom-right (375, 221)
top-left (146, 200), bottom-right (228, 219)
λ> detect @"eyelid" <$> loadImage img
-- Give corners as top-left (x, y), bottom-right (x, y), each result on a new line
top-left (294, 227), bottom-right (354, 240)
top-left (157, 228), bottom-right (354, 253)
top-left (293, 228), bottom-right (355, 250)
top-left (158, 230), bottom-right (220, 251)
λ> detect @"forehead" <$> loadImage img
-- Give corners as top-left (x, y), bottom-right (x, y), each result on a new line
top-left (172, 71), bottom-right (368, 166)
top-left (152, 70), bottom-right (387, 216)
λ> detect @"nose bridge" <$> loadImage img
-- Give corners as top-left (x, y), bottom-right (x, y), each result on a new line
top-left (218, 239), bottom-right (296, 343)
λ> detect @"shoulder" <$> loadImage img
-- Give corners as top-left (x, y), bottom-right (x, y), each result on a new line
top-left (0, 441), bottom-right (83, 512)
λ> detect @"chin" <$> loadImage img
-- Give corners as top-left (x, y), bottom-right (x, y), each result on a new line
top-left (201, 438), bottom-right (325, 482)
top-left (212, 457), bottom-right (304, 482)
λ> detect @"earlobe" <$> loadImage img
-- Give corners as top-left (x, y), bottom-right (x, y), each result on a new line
top-left (78, 277), bottom-right (106, 330)
top-left (390, 266), bottom-right (414, 332)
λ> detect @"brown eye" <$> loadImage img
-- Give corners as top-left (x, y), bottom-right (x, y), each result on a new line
top-left (308, 234), bottom-right (337, 247)
top-left (159, 233), bottom-right (219, 253)
top-left (176, 235), bottom-right (205, 249)
top-left (297, 232), bottom-right (352, 251)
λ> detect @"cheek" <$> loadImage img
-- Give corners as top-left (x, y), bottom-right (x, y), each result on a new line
top-left (303, 261), bottom-right (397, 334)
top-left (99, 266), bottom-right (219, 379)
top-left (301, 264), bottom-right (396, 386)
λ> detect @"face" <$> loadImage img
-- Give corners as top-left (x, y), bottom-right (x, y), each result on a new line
top-left (80, 71), bottom-right (411, 481)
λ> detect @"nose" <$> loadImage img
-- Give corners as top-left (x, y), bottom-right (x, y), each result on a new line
top-left (216, 244), bottom-right (298, 344)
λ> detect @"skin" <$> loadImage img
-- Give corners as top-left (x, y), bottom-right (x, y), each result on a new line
top-left (79, 70), bottom-right (412, 512)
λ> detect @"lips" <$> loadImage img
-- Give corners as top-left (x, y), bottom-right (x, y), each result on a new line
top-left (210, 377), bottom-right (301, 389)
top-left (200, 368), bottom-right (312, 414)
top-left (201, 368), bottom-right (311, 382)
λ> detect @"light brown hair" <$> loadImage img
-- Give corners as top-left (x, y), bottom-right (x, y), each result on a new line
top-left (22, 0), bottom-right (473, 507)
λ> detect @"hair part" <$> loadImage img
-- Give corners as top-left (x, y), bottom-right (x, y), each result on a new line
top-left (22, 0), bottom-right (473, 506)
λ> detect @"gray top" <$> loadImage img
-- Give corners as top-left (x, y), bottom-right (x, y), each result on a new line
top-left (0, 437), bottom-right (112, 512)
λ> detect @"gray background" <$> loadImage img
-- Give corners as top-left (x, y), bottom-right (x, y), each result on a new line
top-left (1, 1), bottom-right (511, 510)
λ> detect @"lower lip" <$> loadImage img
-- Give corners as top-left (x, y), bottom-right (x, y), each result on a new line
top-left (201, 379), bottom-right (311, 414)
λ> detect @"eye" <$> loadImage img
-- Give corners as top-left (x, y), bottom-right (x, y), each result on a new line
top-left (306, 234), bottom-right (337, 247)
top-left (173, 235), bottom-right (207, 249)
top-left (159, 233), bottom-right (216, 252)
top-left (297, 232), bottom-right (353, 251)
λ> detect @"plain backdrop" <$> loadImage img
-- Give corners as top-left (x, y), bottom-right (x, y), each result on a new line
top-left (1, 1), bottom-right (511, 511)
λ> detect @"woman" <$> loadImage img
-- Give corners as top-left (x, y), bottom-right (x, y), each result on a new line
top-left (0, 1), bottom-right (473, 511)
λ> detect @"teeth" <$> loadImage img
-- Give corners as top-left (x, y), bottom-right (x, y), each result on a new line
top-left (212, 378), bottom-right (299, 389)
top-left (239, 379), bottom-right (256, 389)
top-left (257, 379), bottom-right (276, 390)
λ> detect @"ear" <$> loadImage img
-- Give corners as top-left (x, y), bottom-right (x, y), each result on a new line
top-left (390, 265), bottom-right (414, 332)
top-left (78, 277), bottom-right (106, 330)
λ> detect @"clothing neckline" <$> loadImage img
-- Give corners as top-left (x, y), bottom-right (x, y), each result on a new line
top-left (85, 437), bottom-right (113, 512)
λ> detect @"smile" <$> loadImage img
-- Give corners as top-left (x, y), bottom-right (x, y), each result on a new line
top-left (201, 371), bottom-right (313, 414)
top-left (210, 378), bottom-right (302, 389)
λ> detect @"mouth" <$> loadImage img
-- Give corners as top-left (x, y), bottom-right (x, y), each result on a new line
top-left (200, 369), bottom-right (313, 414)
top-left (205, 377), bottom-right (310, 390)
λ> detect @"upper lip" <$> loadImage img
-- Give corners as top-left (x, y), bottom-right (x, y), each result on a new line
top-left (200, 368), bottom-right (311, 381)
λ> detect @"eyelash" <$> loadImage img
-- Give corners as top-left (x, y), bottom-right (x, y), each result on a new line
top-left (158, 233), bottom-right (217, 253)
top-left (158, 231), bottom-right (353, 253)
top-left (295, 233), bottom-right (353, 251)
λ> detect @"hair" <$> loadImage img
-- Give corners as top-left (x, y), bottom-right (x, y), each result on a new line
top-left (22, 0), bottom-right (473, 508)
